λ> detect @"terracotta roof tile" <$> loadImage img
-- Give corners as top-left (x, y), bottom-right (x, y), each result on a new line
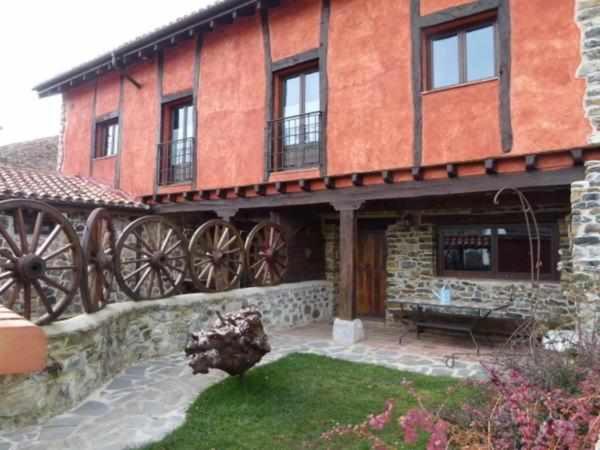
top-left (0, 165), bottom-right (148, 210)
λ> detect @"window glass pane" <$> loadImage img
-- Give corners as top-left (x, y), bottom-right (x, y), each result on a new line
top-left (466, 25), bottom-right (495, 82)
top-left (184, 105), bottom-right (194, 139)
top-left (441, 227), bottom-right (492, 272)
top-left (304, 71), bottom-right (320, 113)
top-left (284, 76), bottom-right (301, 117)
top-left (431, 34), bottom-right (459, 89)
top-left (497, 226), bottom-right (553, 275)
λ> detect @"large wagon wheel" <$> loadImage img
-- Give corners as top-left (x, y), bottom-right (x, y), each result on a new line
top-left (0, 199), bottom-right (83, 325)
top-left (81, 208), bottom-right (116, 312)
top-left (114, 216), bottom-right (188, 301)
top-left (188, 219), bottom-right (245, 292)
top-left (244, 221), bottom-right (288, 286)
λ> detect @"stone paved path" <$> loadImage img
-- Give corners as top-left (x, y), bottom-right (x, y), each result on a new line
top-left (0, 324), bottom-right (484, 450)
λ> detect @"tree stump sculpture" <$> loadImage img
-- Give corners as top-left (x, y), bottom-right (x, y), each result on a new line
top-left (185, 308), bottom-right (271, 376)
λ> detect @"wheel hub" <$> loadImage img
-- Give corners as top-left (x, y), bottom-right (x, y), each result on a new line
top-left (151, 251), bottom-right (167, 267)
top-left (17, 254), bottom-right (46, 280)
top-left (212, 250), bottom-right (224, 265)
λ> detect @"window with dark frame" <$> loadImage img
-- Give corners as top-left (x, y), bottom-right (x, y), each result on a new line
top-left (270, 63), bottom-right (322, 172)
top-left (437, 224), bottom-right (559, 281)
top-left (158, 97), bottom-right (195, 185)
top-left (425, 15), bottom-right (498, 91)
top-left (94, 117), bottom-right (119, 158)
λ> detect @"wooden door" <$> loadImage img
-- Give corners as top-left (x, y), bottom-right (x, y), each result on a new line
top-left (356, 228), bottom-right (386, 318)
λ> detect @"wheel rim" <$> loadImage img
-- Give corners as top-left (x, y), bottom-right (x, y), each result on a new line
top-left (244, 221), bottom-right (288, 286)
top-left (0, 199), bottom-right (83, 325)
top-left (114, 216), bottom-right (188, 301)
top-left (81, 208), bottom-right (116, 312)
top-left (188, 219), bottom-right (245, 292)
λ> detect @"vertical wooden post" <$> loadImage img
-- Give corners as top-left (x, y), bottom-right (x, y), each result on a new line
top-left (333, 201), bottom-right (362, 321)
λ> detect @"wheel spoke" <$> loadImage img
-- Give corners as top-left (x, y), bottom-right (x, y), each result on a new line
top-left (164, 240), bottom-right (183, 256)
top-left (40, 275), bottom-right (70, 294)
top-left (36, 224), bottom-right (63, 257)
top-left (121, 257), bottom-right (151, 265)
top-left (15, 209), bottom-right (29, 254)
top-left (221, 235), bottom-right (238, 250)
top-left (0, 271), bottom-right (13, 281)
top-left (160, 266), bottom-right (178, 289)
top-left (32, 212), bottom-right (49, 251)
top-left (0, 224), bottom-right (21, 257)
top-left (0, 277), bottom-right (16, 296)
top-left (123, 262), bottom-right (151, 281)
top-left (23, 282), bottom-right (32, 319)
top-left (133, 267), bottom-right (152, 293)
top-left (46, 265), bottom-right (77, 271)
top-left (132, 231), bottom-right (155, 254)
top-left (156, 270), bottom-right (165, 297)
top-left (6, 281), bottom-right (21, 310)
top-left (164, 261), bottom-right (184, 274)
top-left (205, 265), bottom-right (214, 289)
top-left (217, 227), bottom-right (230, 250)
top-left (160, 229), bottom-right (173, 252)
top-left (122, 244), bottom-right (152, 258)
top-left (147, 268), bottom-right (156, 298)
top-left (32, 280), bottom-right (54, 315)
top-left (43, 243), bottom-right (73, 262)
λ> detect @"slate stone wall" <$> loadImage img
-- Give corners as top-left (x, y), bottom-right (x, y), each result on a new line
top-left (0, 281), bottom-right (333, 430)
top-left (577, 0), bottom-right (600, 142)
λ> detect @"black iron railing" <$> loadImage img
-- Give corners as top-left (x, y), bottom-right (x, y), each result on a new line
top-left (157, 137), bottom-right (195, 185)
top-left (268, 111), bottom-right (323, 172)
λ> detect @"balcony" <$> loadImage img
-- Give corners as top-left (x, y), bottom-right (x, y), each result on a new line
top-left (268, 111), bottom-right (323, 173)
top-left (157, 137), bottom-right (195, 185)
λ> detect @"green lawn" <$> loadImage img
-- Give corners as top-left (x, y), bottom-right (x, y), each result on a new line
top-left (139, 353), bottom-right (475, 450)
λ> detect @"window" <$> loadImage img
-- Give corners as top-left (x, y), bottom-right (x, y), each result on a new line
top-left (270, 64), bottom-right (322, 172)
top-left (438, 225), bottom-right (559, 280)
top-left (94, 117), bottom-right (119, 158)
top-left (426, 18), bottom-right (497, 90)
top-left (158, 97), bottom-right (195, 185)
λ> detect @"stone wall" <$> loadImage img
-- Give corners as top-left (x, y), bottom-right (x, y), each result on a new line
top-left (570, 161), bottom-right (600, 332)
top-left (386, 220), bottom-right (572, 323)
top-left (577, 0), bottom-right (600, 143)
top-left (0, 281), bottom-right (333, 429)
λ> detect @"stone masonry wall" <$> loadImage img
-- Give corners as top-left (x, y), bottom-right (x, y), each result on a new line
top-left (0, 281), bottom-right (333, 430)
top-left (577, 0), bottom-right (600, 143)
top-left (386, 219), bottom-right (572, 323)
top-left (570, 161), bottom-right (600, 332)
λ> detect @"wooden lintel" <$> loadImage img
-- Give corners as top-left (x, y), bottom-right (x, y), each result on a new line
top-left (525, 155), bottom-right (538, 171)
top-left (485, 159), bottom-right (497, 175)
top-left (254, 184), bottom-right (266, 196)
top-left (382, 170), bottom-right (393, 184)
top-left (234, 186), bottom-right (246, 198)
top-left (411, 167), bottom-right (423, 181)
top-left (299, 179), bottom-right (311, 192)
top-left (324, 177), bottom-right (335, 189)
top-left (351, 173), bottom-right (363, 187)
top-left (446, 164), bottom-right (457, 178)
top-left (275, 182), bottom-right (286, 193)
top-left (570, 149), bottom-right (584, 166)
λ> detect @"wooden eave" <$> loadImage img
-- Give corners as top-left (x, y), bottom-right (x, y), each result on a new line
top-left (149, 145), bottom-right (598, 214)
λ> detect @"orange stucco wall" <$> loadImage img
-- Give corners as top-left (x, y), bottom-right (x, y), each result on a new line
top-left (269, 0), bottom-right (321, 62)
top-left (119, 60), bottom-right (159, 195)
top-left (421, 0), bottom-right (474, 16)
top-left (162, 39), bottom-right (196, 96)
top-left (62, 84), bottom-right (94, 177)
top-left (510, 0), bottom-right (588, 155)
top-left (95, 72), bottom-right (120, 117)
top-left (422, 80), bottom-right (502, 165)
top-left (196, 16), bottom-right (266, 189)
top-left (327, 0), bottom-right (414, 175)
top-left (91, 157), bottom-right (117, 186)
top-left (59, 0), bottom-right (588, 198)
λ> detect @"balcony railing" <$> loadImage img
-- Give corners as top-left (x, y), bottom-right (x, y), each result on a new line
top-left (268, 111), bottom-right (323, 172)
top-left (157, 137), bottom-right (195, 185)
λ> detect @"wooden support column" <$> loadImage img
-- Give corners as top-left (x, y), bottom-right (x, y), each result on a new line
top-left (333, 201), bottom-right (362, 321)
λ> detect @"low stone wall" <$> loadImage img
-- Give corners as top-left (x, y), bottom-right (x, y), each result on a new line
top-left (0, 281), bottom-right (333, 430)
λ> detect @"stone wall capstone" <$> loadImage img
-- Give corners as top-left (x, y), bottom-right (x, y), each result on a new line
top-left (0, 281), bottom-right (333, 430)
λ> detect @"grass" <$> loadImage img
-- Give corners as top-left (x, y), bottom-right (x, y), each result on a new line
top-left (139, 353), bottom-right (476, 450)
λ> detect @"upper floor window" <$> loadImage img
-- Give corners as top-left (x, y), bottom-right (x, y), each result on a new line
top-left (426, 18), bottom-right (497, 90)
top-left (270, 64), bottom-right (322, 172)
top-left (438, 224), bottom-right (559, 281)
top-left (158, 97), bottom-right (195, 185)
top-left (94, 117), bottom-right (119, 158)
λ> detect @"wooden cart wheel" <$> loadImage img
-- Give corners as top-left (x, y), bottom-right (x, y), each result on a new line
top-left (244, 221), bottom-right (288, 286)
top-left (0, 199), bottom-right (83, 325)
top-left (114, 216), bottom-right (188, 301)
top-left (81, 208), bottom-right (116, 312)
top-left (188, 219), bottom-right (245, 292)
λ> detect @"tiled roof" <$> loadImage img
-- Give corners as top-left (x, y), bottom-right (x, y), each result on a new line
top-left (0, 165), bottom-right (148, 210)
top-left (0, 136), bottom-right (58, 172)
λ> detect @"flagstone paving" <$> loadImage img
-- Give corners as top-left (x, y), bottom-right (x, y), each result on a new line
top-left (0, 322), bottom-right (485, 450)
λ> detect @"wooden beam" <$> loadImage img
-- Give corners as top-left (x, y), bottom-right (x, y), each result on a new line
top-left (570, 149), bottom-right (584, 166)
top-left (446, 164), bottom-right (457, 178)
top-left (485, 159), bottom-right (497, 175)
top-left (351, 173), bottom-right (363, 187)
top-left (332, 201), bottom-right (363, 321)
top-left (254, 184), bottom-right (266, 196)
top-left (411, 167), bottom-right (423, 181)
top-left (525, 155), bottom-right (538, 172)
top-left (382, 170), bottom-right (393, 184)
top-left (275, 181), bottom-right (286, 193)
top-left (299, 179), bottom-right (311, 192)
top-left (216, 189), bottom-right (227, 199)
top-left (324, 177), bottom-right (335, 189)
top-left (234, 186), bottom-right (246, 198)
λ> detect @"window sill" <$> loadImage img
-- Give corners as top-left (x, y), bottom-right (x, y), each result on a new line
top-left (435, 275), bottom-right (561, 285)
top-left (158, 181), bottom-right (193, 188)
top-left (422, 77), bottom-right (499, 96)
top-left (92, 155), bottom-right (118, 161)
